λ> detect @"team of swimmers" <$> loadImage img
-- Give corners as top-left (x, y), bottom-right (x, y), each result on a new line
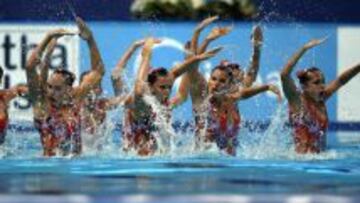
top-left (0, 16), bottom-right (359, 157)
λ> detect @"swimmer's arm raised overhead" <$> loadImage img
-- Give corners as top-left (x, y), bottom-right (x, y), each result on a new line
top-left (39, 39), bottom-right (57, 89)
top-left (198, 26), bottom-right (232, 54)
top-left (111, 39), bottom-right (145, 96)
top-left (170, 18), bottom-right (224, 108)
top-left (228, 84), bottom-right (282, 101)
top-left (324, 63), bottom-right (360, 100)
top-left (169, 47), bottom-right (223, 80)
top-left (74, 17), bottom-right (105, 99)
top-left (26, 29), bottom-right (74, 70)
top-left (243, 25), bottom-right (263, 87)
top-left (133, 38), bottom-right (159, 98)
top-left (191, 16), bottom-right (219, 53)
top-left (280, 38), bottom-right (326, 109)
top-left (26, 29), bottom-right (74, 102)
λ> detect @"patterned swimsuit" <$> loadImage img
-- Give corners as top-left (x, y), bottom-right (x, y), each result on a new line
top-left (289, 99), bottom-right (328, 153)
top-left (205, 101), bottom-right (241, 155)
top-left (34, 104), bottom-right (81, 156)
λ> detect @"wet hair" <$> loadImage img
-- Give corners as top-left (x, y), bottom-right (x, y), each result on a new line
top-left (147, 67), bottom-right (168, 85)
top-left (211, 64), bottom-right (233, 82)
top-left (184, 41), bottom-right (191, 50)
top-left (296, 67), bottom-right (323, 85)
top-left (0, 66), bottom-right (3, 79)
top-left (227, 63), bottom-right (241, 72)
top-left (53, 68), bottom-right (75, 86)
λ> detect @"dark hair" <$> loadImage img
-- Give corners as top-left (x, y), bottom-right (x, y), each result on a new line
top-left (147, 67), bottom-right (168, 85)
top-left (184, 41), bottom-right (191, 50)
top-left (211, 64), bottom-right (233, 82)
top-left (53, 68), bottom-right (75, 86)
top-left (0, 66), bottom-right (3, 79)
top-left (296, 67), bottom-right (323, 85)
top-left (227, 63), bottom-right (241, 71)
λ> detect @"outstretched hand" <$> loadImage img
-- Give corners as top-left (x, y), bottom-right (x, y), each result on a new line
top-left (133, 39), bottom-right (146, 47)
top-left (303, 37), bottom-right (327, 50)
top-left (142, 38), bottom-right (161, 56)
top-left (15, 84), bottom-right (29, 96)
top-left (251, 25), bottom-right (263, 47)
top-left (196, 16), bottom-right (219, 31)
top-left (206, 26), bottom-right (233, 41)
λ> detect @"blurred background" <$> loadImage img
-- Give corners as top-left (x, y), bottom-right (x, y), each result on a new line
top-left (0, 0), bottom-right (360, 132)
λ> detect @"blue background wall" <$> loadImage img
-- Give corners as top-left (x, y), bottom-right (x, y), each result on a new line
top-left (78, 22), bottom-right (337, 122)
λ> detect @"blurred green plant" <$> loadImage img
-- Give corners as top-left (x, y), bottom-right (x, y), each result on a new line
top-left (131, 0), bottom-right (258, 20)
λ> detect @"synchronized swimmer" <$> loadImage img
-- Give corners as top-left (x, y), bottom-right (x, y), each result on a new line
top-left (0, 16), bottom-right (359, 157)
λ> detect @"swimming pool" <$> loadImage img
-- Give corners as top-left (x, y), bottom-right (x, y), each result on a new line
top-left (1, 128), bottom-right (360, 202)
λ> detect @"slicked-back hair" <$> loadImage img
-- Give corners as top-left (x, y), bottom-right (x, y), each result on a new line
top-left (296, 67), bottom-right (323, 85)
top-left (147, 67), bottom-right (168, 85)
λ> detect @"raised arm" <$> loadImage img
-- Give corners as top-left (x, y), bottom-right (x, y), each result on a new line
top-left (26, 29), bottom-right (74, 102)
top-left (228, 84), bottom-right (282, 101)
top-left (280, 38), bottom-right (326, 108)
top-left (191, 16), bottom-right (219, 54)
top-left (171, 24), bottom-right (230, 108)
top-left (39, 39), bottom-right (57, 88)
top-left (168, 47), bottom-right (222, 81)
top-left (111, 39), bottom-right (145, 96)
top-left (74, 17), bottom-right (105, 99)
top-left (324, 63), bottom-right (360, 100)
top-left (243, 25), bottom-right (263, 87)
top-left (134, 38), bottom-right (158, 97)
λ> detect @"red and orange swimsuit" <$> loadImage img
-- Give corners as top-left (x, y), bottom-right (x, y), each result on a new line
top-left (0, 95), bottom-right (9, 144)
top-left (122, 102), bottom-right (171, 156)
top-left (0, 114), bottom-right (8, 144)
top-left (289, 99), bottom-right (328, 154)
top-left (34, 104), bottom-right (81, 156)
top-left (205, 101), bottom-right (241, 155)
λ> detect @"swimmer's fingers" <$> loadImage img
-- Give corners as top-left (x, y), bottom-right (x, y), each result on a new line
top-left (198, 46), bottom-right (223, 60)
top-left (76, 17), bottom-right (93, 40)
top-left (304, 37), bottom-right (328, 49)
top-left (15, 84), bottom-right (29, 96)
top-left (142, 38), bottom-right (160, 55)
top-left (207, 26), bottom-right (233, 40)
top-left (197, 16), bottom-right (219, 30)
top-left (251, 25), bottom-right (263, 47)
top-left (133, 39), bottom-right (146, 47)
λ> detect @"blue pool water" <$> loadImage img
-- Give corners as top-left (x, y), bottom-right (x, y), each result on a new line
top-left (0, 129), bottom-right (360, 198)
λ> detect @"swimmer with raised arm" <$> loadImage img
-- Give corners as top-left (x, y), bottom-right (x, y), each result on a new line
top-left (80, 40), bottom-right (145, 139)
top-left (122, 38), bottom-right (222, 156)
top-left (26, 17), bottom-right (104, 156)
top-left (0, 66), bottom-right (28, 144)
top-left (172, 17), bottom-right (281, 155)
top-left (280, 38), bottom-right (360, 154)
